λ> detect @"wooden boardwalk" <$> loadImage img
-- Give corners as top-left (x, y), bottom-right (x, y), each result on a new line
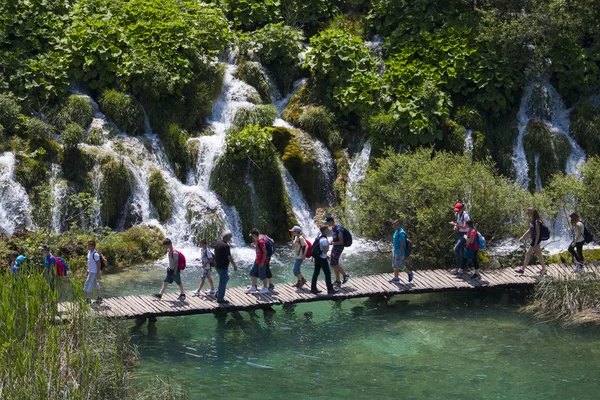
top-left (61, 262), bottom-right (599, 319)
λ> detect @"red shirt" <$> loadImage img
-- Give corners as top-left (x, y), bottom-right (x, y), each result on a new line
top-left (255, 239), bottom-right (267, 263)
top-left (466, 229), bottom-right (479, 251)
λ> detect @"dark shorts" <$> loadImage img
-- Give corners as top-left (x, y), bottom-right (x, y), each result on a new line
top-left (266, 261), bottom-right (272, 279)
top-left (164, 269), bottom-right (182, 285)
top-left (330, 246), bottom-right (344, 266)
top-left (250, 262), bottom-right (267, 280)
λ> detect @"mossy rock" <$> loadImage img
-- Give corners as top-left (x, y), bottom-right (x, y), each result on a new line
top-left (99, 159), bottom-right (133, 229)
top-left (281, 82), bottom-right (317, 125)
top-left (98, 89), bottom-right (145, 136)
top-left (570, 98), bottom-right (600, 156)
top-left (186, 203), bottom-right (225, 244)
top-left (235, 61), bottom-right (272, 105)
top-left (149, 170), bottom-right (173, 223)
top-left (523, 120), bottom-right (571, 191)
top-left (14, 155), bottom-right (49, 193)
top-left (231, 105), bottom-right (277, 133)
top-left (161, 124), bottom-right (190, 182)
top-left (211, 154), bottom-right (293, 242)
top-left (453, 106), bottom-right (486, 132)
top-left (53, 95), bottom-right (94, 131)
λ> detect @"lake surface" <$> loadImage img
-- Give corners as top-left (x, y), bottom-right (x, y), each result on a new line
top-left (102, 245), bottom-right (600, 400)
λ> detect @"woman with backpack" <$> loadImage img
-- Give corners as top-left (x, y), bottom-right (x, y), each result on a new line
top-left (568, 212), bottom-right (586, 272)
top-left (516, 207), bottom-right (546, 274)
top-left (458, 221), bottom-right (481, 279)
top-left (289, 226), bottom-right (309, 289)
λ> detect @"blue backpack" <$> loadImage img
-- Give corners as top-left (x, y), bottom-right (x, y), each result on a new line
top-left (477, 232), bottom-right (486, 250)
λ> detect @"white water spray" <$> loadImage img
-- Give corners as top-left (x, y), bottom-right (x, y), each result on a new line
top-left (0, 152), bottom-right (33, 235)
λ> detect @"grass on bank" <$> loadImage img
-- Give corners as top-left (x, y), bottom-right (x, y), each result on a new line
top-left (0, 271), bottom-right (187, 399)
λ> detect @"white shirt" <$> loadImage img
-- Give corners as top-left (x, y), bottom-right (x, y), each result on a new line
top-left (88, 250), bottom-right (100, 273)
top-left (576, 221), bottom-right (585, 243)
top-left (457, 212), bottom-right (471, 233)
top-left (319, 237), bottom-right (329, 259)
top-left (201, 248), bottom-right (214, 270)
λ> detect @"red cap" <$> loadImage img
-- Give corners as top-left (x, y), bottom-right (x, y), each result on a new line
top-left (454, 203), bottom-right (463, 212)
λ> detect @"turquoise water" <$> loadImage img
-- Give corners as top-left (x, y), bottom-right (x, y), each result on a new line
top-left (103, 247), bottom-right (600, 400)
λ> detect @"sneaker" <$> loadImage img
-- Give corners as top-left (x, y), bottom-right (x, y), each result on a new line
top-left (247, 286), bottom-right (257, 294)
top-left (388, 278), bottom-right (400, 283)
top-left (178, 293), bottom-right (186, 301)
top-left (451, 268), bottom-right (459, 275)
top-left (515, 268), bottom-right (525, 274)
top-left (292, 281), bottom-right (301, 288)
top-left (268, 283), bottom-right (275, 290)
top-left (575, 264), bottom-right (584, 273)
top-left (96, 297), bottom-right (103, 304)
top-left (342, 274), bottom-right (351, 284)
top-left (85, 298), bottom-right (92, 304)
top-left (206, 289), bottom-right (216, 295)
top-left (258, 287), bottom-right (270, 295)
top-left (471, 273), bottom-right (481, 280)
top-left (334, 280), bottom-right (341, 287)
top-left (192, 289), bottom-right (201, 296)
top-left (310, 289), bottom-right (322, 294)
top-left (152, 293), bottom-right (162, 299)
top-left (408, 271), bottom-right (414, 283)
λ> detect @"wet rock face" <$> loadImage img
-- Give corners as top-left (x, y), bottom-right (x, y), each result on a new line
top-left (100, 160), bottom-right (133, 229)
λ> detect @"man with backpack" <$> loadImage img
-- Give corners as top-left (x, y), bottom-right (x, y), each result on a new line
top-left (214, 231), bottom-right (238, 304)
top-left (324, 216), bottom-right (351, 286)
top-left (311, 225), bottom-right (336, 295)
top-left (388, 220), bottom-right (414, 284)
top-left (153, 238), bottom-right (186, 301)
top-left (247, 228), bottom-right (270, 295)
top-left (84, 240), bottom-right (103, 304)
top-left (290, 225), bottom-right (309, 289)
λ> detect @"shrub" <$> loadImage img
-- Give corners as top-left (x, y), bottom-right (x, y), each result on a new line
top-left (87, 127), bottom-right (104, 145)
top-left (25, 117), bottom-right (54, 140)
top-left (226, 0), bottom-right (281, 31)
top-left (355, 149), bottom-right (532, 267)
top-left (161, 124), bottom-right (190, 181)
top-left (149, 170), bottom-right (173, 223)
top-left (100, 159), bottom-right (132, 229)
top-left (231, 105), bottom-right (277, 132)
top-left (0, 92), bottom-right (21, 134)
top-left (99, 225), bottom-right (165, 269)
top-left (297, 106), bottom-right (334, 140)
top-left (225, 124), bottom-right (275, 163)
top-left (570, 98), bottom-right (600, 156)
top-left (235, 61), bottom-right (271, 104)
top-left (363, 113), bottom-right (402, 154)
top-left (61, 123), bottom-right (85, 149)
top-left (53, 94), bottom-right (93, 131)
top-left (98, 89), bottom-right (145, 136)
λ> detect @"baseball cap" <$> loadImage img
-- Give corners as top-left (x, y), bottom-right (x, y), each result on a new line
top-left (40, 245), bottom-right (50, 252)
top-left (453, 203), bottom-right (463, 212)
top-left (323, 216), bottom-right (335, 223)
top-left (288, 226), bottom-right (302, 233)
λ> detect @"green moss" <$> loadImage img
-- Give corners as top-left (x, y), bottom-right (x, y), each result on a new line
top-left (62, 147), bottom-right (92, 188)
top-left (98, 89), bottom-right (145, 136)
top-left (363, 113), bottom-right (402, 156)
top-left (99, 159), bottom-right (132, 229)
top-left (437, 120), bottom-right (466, 154)
top-left (281, 82), bottom-right (316, 124)
top-left (231, 105), bottom-right (277, 132)
top-left (235, 61), bottom-right (271, 104)
top-left (14, 155), bottom-right (48, 192)
top-left (98, 225), bottom-right (165, 270)
top-left (453, 106), bottom-right (486, 131)
top-left (149, 170), bottom-right (173, 223)
top-left (61, 123), bottom-right (85, 149)
top-left (161, 124), bottom-right (189, 181)
top-left (297, 106), bottom-right (334, 141)
top-left (187, 204), bottom-right (224, 244)
top-left (471, 130), bottom-right (491, 161)
top-left (570, 98), bottom-right (600, 156)
top-left (523, 120), bottom-right (571, 191)
top-left (53, 95), bottom-right (93, 131)
top-left (269, 126), bottom-right (294, 153)
top-left (86, 127), bottom-right (104, 145)
top-left (0, 92), bottom-right (21, 134)
top-left (25, 117), bottom-right (53, 140)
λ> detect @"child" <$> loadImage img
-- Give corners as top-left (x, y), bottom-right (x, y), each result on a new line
top-left (152, 238), bottom-right (186, 301)
top-left (85, 240), bottom-right (103, 304)
top-left (193, 239), bottom-right (215, 296)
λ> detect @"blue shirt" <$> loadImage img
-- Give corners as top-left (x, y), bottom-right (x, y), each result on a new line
top-left (44, 255), bottom-right (56, 278)
top-left (332, 224), bottom-right (344, 249)
top-left (393, 228), bottom-right (407, 257)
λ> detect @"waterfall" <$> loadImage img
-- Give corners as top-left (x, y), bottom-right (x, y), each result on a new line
top-left (50, 164), bottom-right (68, 233)
top-left (364, 35), bottom-right (386, 77)
top-left (513, 80), bottom-right (586, 187)
top-left (346, 141), bottom-right (372, 222)
top-left (464, 129), bottom-right (473, 154)
top-left (534, 153), bottom-right (543, 193)
top-left (0, 152), bottom-right (33, 235)
top-left (313, 139), bottom-right (337, 206)
top-left (282, 167), bottom-right (319, 239)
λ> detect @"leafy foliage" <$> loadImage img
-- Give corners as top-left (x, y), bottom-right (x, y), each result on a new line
top-left (0, 92), bottom-right (22, 134)
top-left (52, 95), bottom-right (93, 131)
top-left (149, 170), bottom-right (173, 223)
top-left (61, 123), bottom-right (85, 149)
top-left (98, 89), bottom-right (144, 136)
top-left (226, 0), bottom-right (281, 31)
top-left (99, 159), bottom-right (132, 229)
top-left (570, 98), bottom-right (600, 156)
top-left (235, 61), bottom-right (272, 104)
top-left (225, 124), bottom-right (275, 163)
top-left (231, 105), bottom-right (278, 132)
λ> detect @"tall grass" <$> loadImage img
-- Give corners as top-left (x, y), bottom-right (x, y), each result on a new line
top-left (525, 271), bottom-right (600, 324)
top-left (0, 272), bottom-right (186, 399)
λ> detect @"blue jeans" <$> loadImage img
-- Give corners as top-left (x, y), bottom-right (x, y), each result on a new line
top-left (454, 234), bottom-right (466, 269)
top-left (293, 259), bottom-right (303, 276)
top-left (216, 268), bottom-right (229, 302)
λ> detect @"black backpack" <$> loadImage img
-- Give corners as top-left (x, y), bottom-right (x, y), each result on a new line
top-left (539, 223), bottom-right (551, 241)
top-left (93, 250), bottom-right (107, 271)
top-left (311, 235), bottom-right (324, 258)
top-left (405, 238), bottom-right (413, 258)
top-left (341, 226), bottom-right (353, 247)
top-left (583, 225), bottom-right (594, 244)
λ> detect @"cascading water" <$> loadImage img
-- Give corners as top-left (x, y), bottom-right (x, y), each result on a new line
top-left (464, 129), bottom-right (473, 155)
top-left (346, 141), bottom-right (372, 223)
top-left (534, 154), bottom-right (543, 193)
top-left (365, 35), bottom-right (386, 77)
top-left (281, 167), bottom-right (319, 238)
top-left (0, 152), bottom-right (33, 235)
top-left (50, 164), bottom-right (68, 233)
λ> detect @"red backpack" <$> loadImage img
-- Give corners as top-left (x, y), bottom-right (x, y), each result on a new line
top-left (302, 239), bottom-right (313, 259)
top-left (171, 250), bottom-right (186, 271)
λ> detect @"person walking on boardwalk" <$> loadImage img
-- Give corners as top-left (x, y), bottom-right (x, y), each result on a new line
top-left (290, 225), bottom-right (308, 288)
top-left (388, 220), bottom-right (414, 284)
top-left (85, 240), bottom-right (103, 304)
top-left (568, 212), bottom-right (586, 272)
top-left (516, 207), bottom-right (546, 274)
top-left (458, 221), bottom-right (481, 279)
top-left (193, 239), bottom-right (215, 296)
top-left (449, 203), bottom-right (470, 274)
top-left (311, 225), bottom-right (336, 295)
top-left (214, 231), bottom-right (238, 304)
top-left (247, 228), bottom-right (270, 295)
top-left (324, 216), bottom-right (350, 286)
top-left (153, 238), bottom-right (186, 301)
top-left (263, 234), bottom-right (276, 291)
